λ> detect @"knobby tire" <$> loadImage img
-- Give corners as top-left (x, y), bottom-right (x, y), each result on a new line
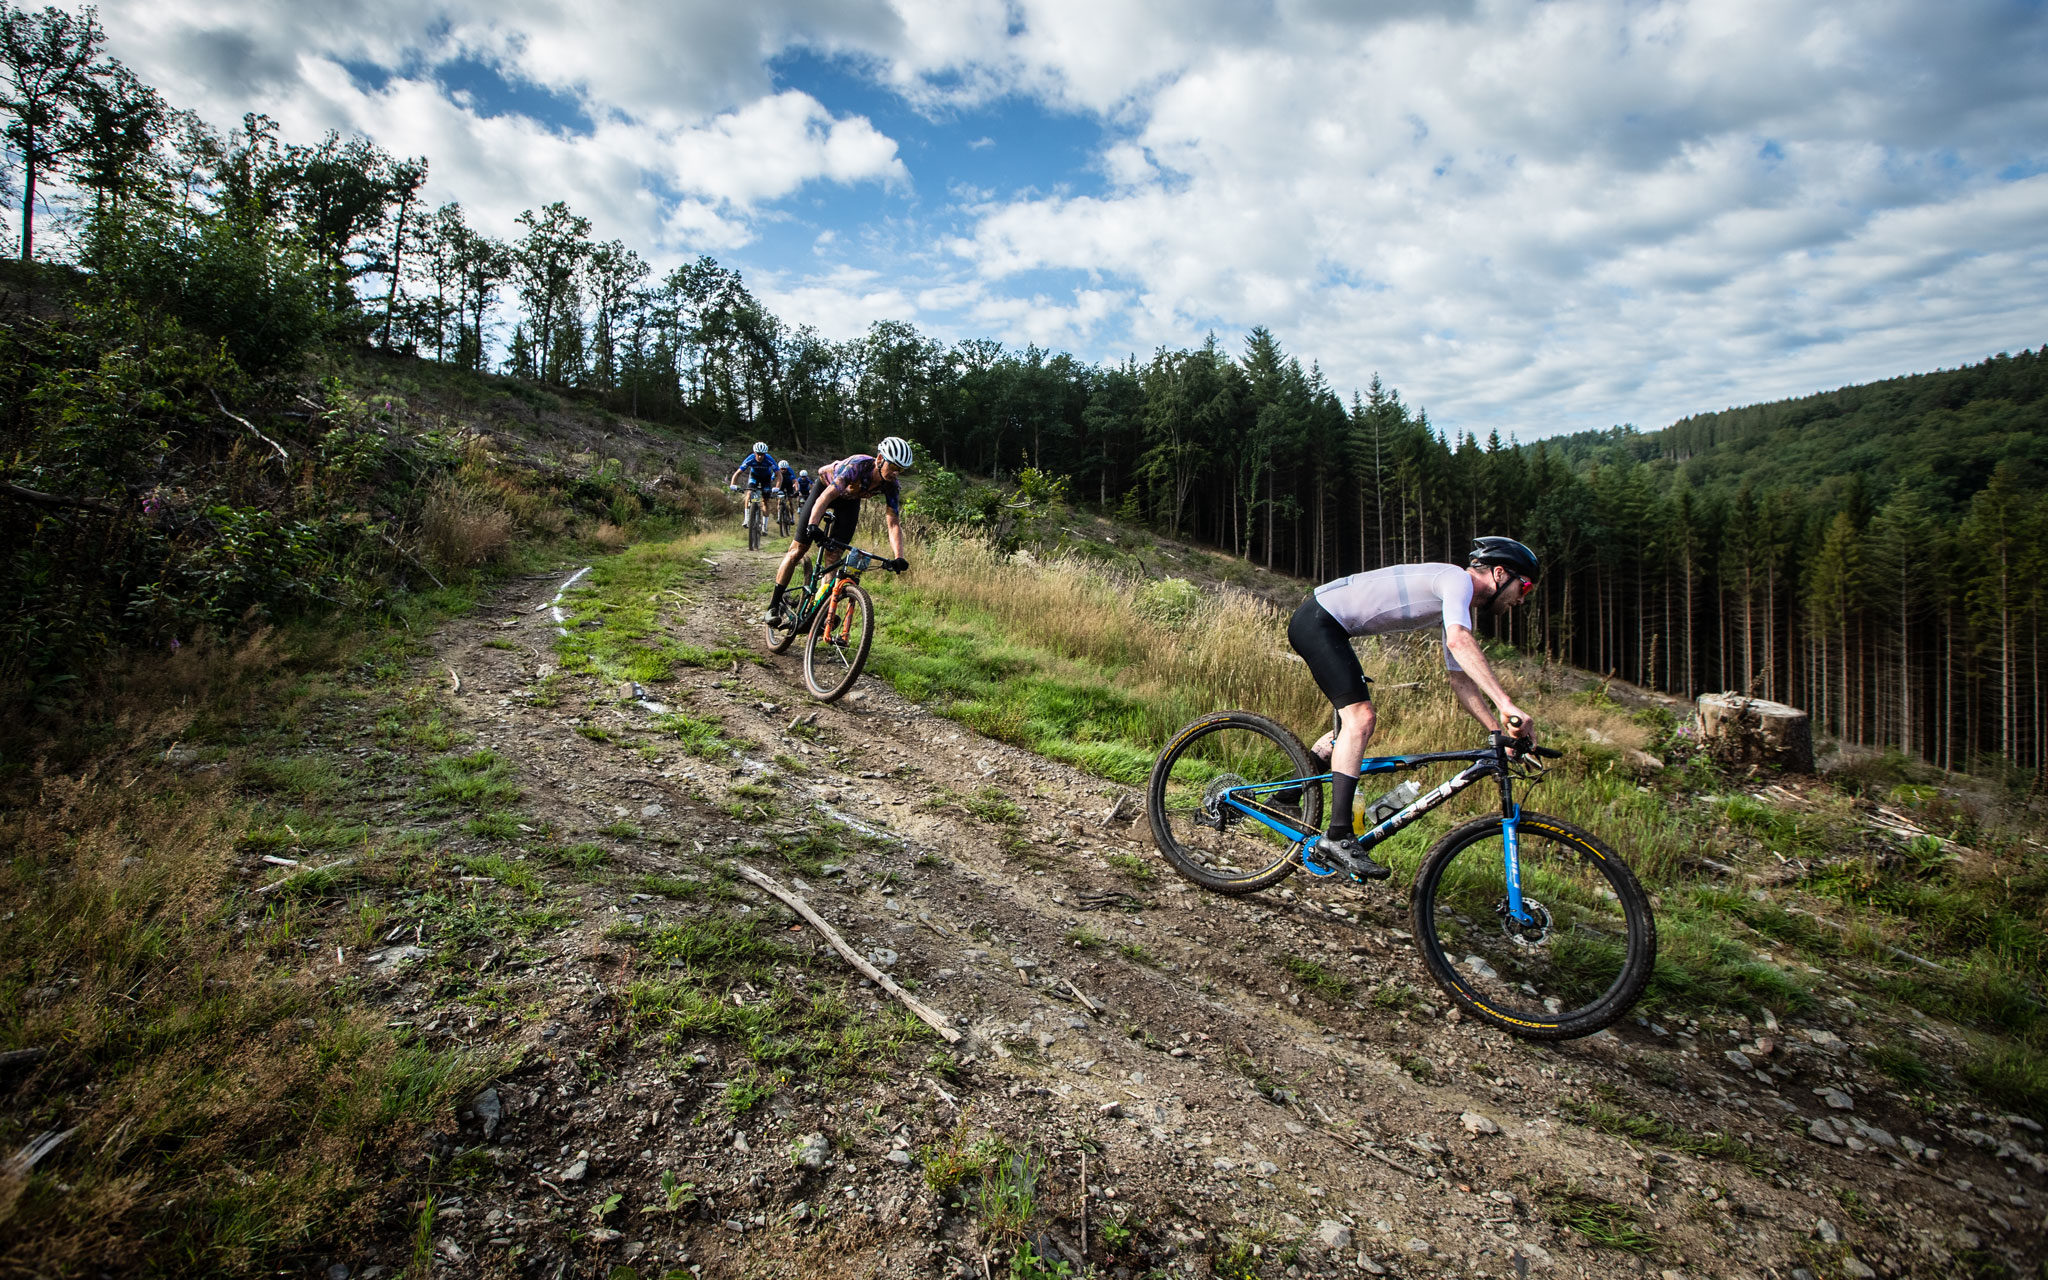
top-left (1409, 811), bottom-right (1656, 1040)
top-left (802, 581), bottom-right (875, 702)
top-left (1145, 711), bottom-right (1321, 895)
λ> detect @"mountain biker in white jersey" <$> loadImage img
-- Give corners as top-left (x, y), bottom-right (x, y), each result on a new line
top-left (1286, 536), bottom-right (1541, 881)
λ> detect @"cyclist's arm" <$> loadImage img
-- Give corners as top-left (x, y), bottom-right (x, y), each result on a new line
top-left (1444, 626), bottom-right (1533, 739)
top-left (804, 482), bottom-right (844, 529)
top-left (883, 506), bottom-right (905, 560)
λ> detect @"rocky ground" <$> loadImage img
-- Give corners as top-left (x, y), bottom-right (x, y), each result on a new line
top-left (282, 543), bottom-right (2044, 1280)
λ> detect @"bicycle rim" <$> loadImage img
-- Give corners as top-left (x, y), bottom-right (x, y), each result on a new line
top-left (1145, 712), bottom-right (1319, 894)
top-left (1411, 812), bottom-right (1655, 1040)
top-left (803, 583), bottom-right (874, 701)
top-left (748, 508), bottom-right (761, 550)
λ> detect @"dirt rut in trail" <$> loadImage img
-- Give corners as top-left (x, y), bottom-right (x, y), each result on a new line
top-left (382, 543), bottom-right (2042, 1280)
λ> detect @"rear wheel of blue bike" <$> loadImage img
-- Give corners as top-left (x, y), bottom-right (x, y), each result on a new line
top-left (1145, 711), bottom-right (1323, 895)
top-left (1410, 812), bottom-right (1656, 1040)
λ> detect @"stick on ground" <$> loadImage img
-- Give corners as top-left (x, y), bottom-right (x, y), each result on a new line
top-left (735, 863), bottom-right (962, 1044)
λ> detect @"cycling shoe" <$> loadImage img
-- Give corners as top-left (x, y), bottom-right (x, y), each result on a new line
top-left (1315, 836), bottom-right (1391, 882)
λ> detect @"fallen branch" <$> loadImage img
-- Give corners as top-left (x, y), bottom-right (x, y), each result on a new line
top-left (0, 1048), bottom-right (49, 1071)
top-left (1062, 977), bottom-right (1101, 1014)
top-left (210, 388), bottom-right (290, 464)
top-left (0, 479), bottom-right (118, 513)
top-left (255, 857), bottom-right (357, 896)
top-left (735, 863), bottom-right (961, 1043)
top-left (1355, 1141), bottom-right (1428, 1179)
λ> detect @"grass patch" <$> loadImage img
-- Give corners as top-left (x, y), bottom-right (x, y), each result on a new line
top-left (552, 533), bottom-right (737, 685)
top-left (466, 811), bottom-right (521, 840)
top-left (456, 853), bottom-right (544, 898)
top-left (654, 710), bottom-right (732, 760)
top-left (1119, 941), bottom-right (1159, 968)
top-left (1563, 1092), bottom-right (1773, 1172)
top-left (1961, 1042), bottom-right (2048, 1119)
top-left (1536, 1181), bottom-right (1660, 1253)
top-left (636, 873), bottom-right (704, 898)
top-left (1106, 851), bottom-right (1156, 883)
top-left (1065, 926), bottom-right (1105, 951)
top-left (548, 841), bottom-right (610, 873)
top-left (1280, 955), bottom-right (1354, 1004)
top-left (963, 786), bottom-right (1026, 828)
top-left (240, 753), bottom-right (344, 800)
top-left (424, 750), bottom-right (522, 808)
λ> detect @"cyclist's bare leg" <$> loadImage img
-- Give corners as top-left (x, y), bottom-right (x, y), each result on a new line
top-left (1310, 700), bottom-right (1376, 768)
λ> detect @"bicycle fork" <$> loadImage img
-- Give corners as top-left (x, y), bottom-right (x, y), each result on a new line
top-left (1495, 767), bottom-right (1533, 927)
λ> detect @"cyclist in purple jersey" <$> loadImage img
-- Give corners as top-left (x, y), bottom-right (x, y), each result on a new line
top-left (765, 437), bottom-right (914, 623)
top-left (1285, 536), bottom-right (1541, 879)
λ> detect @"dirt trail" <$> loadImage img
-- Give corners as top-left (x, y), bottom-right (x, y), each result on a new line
top-left (375, 541), bottom-right (2042, 1280)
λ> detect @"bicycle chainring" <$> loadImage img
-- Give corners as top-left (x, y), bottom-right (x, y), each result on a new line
top-left (1496, 897), bottom-right (1554, 947)
top-left (1199, 773), bottom-right (1249, 830)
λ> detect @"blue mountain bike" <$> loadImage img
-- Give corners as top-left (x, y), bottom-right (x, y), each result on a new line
top-left (1145, 711), bottom-right (1656, 1040)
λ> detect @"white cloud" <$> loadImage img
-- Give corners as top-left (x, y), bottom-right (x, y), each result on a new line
top-left (61, 0), bottom-right (2048, 436)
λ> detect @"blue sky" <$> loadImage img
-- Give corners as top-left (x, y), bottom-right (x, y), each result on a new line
top-left (55, 0), bottom-right (2048, 439)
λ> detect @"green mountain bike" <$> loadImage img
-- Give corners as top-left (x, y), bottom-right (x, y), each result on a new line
top-left (1145, 712), bottom-right (1656, 1040)
top-left (762, 534), bottom-right (903, 702)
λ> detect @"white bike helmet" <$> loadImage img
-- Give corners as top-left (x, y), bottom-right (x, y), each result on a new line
top-left (799, 469), bottom-right (809, 477)
top-left (876, 436), bottom-right (914, 468)
top-left (753, 441), bottom-right (769, 454)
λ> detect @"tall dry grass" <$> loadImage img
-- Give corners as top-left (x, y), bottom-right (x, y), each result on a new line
top-left (421, 474), bottom-right (515, 571)
top-left (889, 534), bottom-right (1511, 754)
top-left (0, 632), bottom-right (489, 1271)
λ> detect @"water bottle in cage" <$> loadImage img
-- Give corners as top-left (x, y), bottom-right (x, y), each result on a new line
top-left (1363, 779), bottom-right (1422, 828)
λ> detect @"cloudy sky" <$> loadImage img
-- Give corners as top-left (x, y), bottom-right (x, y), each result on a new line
top-left (58, 0), bottom-right (2048, 438)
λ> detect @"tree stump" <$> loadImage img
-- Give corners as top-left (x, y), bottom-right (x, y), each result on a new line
top-left (1696, 693), bottom-right (1814, 773)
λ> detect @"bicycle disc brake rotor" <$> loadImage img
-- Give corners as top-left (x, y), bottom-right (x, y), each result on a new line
top-left (1496, 897), bottom-right (1554, 947)
top-left (1199, 774), bottom-right (1249, 830)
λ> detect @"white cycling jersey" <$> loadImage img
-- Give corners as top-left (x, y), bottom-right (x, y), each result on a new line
top-left (1312, 562), bottom-right (1475, 671)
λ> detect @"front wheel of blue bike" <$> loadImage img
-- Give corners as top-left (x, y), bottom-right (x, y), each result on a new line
top-left (1145, 711), bottom-right (1323, 895)
top-left (1410, 812), bottom-right (1656, 1040)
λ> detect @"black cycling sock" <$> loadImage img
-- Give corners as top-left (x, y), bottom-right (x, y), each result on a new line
top-left (1326, 771), bottom-right (1359, 842)
top-left (770, 584), bottom-right (786, 612)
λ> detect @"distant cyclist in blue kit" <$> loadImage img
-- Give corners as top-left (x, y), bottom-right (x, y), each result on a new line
top-left (793, 468), bottom-right (814, 506)
top-left (764, 437), bottom-right (913, 623)
top-left (727, 441), bottom-right (778, 528)
top-left (1286, 536), bottom-right (1542, 880)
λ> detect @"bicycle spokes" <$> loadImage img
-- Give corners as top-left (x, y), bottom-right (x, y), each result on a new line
top-left (1148, 715), bottom-right (1321, 892)
top-left (1414, 817), bottom-right (1647, 1032)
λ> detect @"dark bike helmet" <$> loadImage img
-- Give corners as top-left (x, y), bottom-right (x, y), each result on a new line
top-left (1469, 536), bottom-right (1541, 580)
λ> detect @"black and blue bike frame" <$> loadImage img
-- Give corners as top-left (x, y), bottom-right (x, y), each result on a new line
top-left (1213, 739), bottom-right (1541, 926)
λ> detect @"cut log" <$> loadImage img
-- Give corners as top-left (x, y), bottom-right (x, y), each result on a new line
top-left (1696, 693), bottom-right (1814, 773)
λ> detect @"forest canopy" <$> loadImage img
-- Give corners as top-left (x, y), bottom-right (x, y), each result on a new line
top-left (3, 0), bottom-right (2044, 782)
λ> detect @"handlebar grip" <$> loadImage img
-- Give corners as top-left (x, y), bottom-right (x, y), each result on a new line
top-left (1532, 745), bottom-right (1562, 759)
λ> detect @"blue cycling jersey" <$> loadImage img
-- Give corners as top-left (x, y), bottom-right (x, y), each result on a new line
top-left (737, 451), bottom-right (778, 486)
top-left (794, 475), bottom-right (813, 501)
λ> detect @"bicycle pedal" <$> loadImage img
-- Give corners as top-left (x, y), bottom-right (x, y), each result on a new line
top-left (1297, 839), bottom-right (1341, 878)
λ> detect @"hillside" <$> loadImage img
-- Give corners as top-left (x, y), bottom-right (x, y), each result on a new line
top-left (4, 347), bottom-right (2046, 1279)
top-left (1547, 348), bottom-right (2048, 516)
